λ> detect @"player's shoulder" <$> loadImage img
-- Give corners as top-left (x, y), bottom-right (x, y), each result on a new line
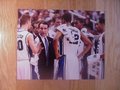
top-left (18, 28), bottom-right (29, 33)
top-left (56, 24), bottom-right (68, 34)
top-left (57, 24), bottom-right (67, 29)
top-left (17, 29), bottom-right (30, 37)
top-left (72, 26), bottom-right (79, 30)
top-left (69, 25), bottom-right (80, 33)
top-left (27, 32), bottom-right (33, 38)
top-left (59, 24), bottom-right (66, 27)
top-left (81, 27), bottom-right (87, 33)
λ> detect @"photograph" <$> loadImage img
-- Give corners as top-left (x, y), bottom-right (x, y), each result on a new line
top-left (17, 9), bottom-right (105, 80)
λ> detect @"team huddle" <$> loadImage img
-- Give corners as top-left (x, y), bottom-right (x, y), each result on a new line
top-left (17, 9), bottom-right (105, 80)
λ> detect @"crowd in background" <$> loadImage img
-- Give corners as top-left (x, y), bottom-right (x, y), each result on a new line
top-left (18, 9), bottom-right (104, 31)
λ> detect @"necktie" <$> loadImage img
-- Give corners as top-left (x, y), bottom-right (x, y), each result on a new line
top-left (45, 38), bottom-right (49, 66)
top-left (45, 38), bottom-right (48, 56)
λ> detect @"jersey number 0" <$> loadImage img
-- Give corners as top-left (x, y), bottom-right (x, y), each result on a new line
top-left (17, 40), bottom-right (23, 50)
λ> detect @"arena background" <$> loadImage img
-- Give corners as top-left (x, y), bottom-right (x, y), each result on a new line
top-left (0, 0), bottom-right (120, 90)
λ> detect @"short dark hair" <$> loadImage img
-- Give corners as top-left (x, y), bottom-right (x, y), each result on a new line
top-left (62, 13), bottom-right (71, 22)
top-left (71, 21), bottom-right (76, 26)
top-left (38, 21), bottom-right (49, 28)
top-left (75, 18), bottom-right (85, 27)
top-left (20, 14), bottom-right (31, 26)
top-left (77, 18), bottom-right (85, 24)
top-left (99, 18), bottom-right (105, 24)
top-left (32, 21), bottom-right (40, 29)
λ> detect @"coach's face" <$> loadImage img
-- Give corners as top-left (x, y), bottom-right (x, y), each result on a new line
top-left (39, 23), bottom-right (48, 37)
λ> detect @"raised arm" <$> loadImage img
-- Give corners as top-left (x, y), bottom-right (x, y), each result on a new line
top-left (27, 34), bottom-right (41, 54)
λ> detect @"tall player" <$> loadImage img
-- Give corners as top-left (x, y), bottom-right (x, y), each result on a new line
top-left (95, 18), bottom-right (105, 79)
top-left (48, 17), bottom-right (62, 39)
top-left (54, 13), bottom-right (92, 80)
top-left (87, 18), bottom-right (105, 79)
top-left (17, 14), bottom-right (41, 80)
top-left (29, 21), bottom-right (42, 79)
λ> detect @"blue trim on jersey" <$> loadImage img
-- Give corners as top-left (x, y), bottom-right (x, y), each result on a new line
top-left (56, 55), bottom-right (66, 79)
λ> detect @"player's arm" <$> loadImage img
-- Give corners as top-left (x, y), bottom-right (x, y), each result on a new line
top-left (27, 34), bottom-right (42, 54)
top-left (78, 33), bottom-right (92, 58)
top-left (100, 34), bottom-right (105, 60)
top-left (53, 30), bottom-right (63, 59)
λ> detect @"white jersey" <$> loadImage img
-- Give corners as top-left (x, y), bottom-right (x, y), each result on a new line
top-left (57, 24), bottom-right (81, 80)
top-left (48, 25), bottom-right (57, 39)
top-left (97, 32), bottom-right (105, 79)
top-left (81, 27), bottom-right (94, 38)
top-left (97, 32), bottom-right (105, 55)
top-left (81, 27), bottom-right (95, 55)
top-left (87, 32), bottom-right (105, 79)
top-left (17, 28), bottom-right (31, 60)
top-left (57, 24), bottom-right (81, 56)
top-left (33, 33), bottom-right (40, 48)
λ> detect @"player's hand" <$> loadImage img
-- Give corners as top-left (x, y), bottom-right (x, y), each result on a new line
top-left (78, 53), bottom-right (84, 60)
top-left (56, 53), bottom-right (61, 60)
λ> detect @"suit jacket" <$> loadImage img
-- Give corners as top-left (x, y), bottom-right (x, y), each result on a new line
top-left (38, 35), bottom-right (55, 79)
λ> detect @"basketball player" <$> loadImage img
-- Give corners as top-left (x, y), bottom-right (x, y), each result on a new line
top-left (29, 21), bottom-right (42, 79)
top-left (17, 14), bottom-right (41, 80)
top-left (48, 17), bottom-right (62, 79)
top-left (54, 13), bottom-right (92, 80)
top-left (87, 18), bottom-right (105, 79)
top-left (96, 18), bottom-right (105, 58)
top-left (75, 18), bottom-right (94, 79)
top-left (95, 18), bottom-right (105, 79)
top-left (48, 17), bottom-right (62, 39)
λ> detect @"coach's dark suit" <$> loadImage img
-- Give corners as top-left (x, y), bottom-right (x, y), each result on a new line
top-left (38, 35), bottom-right (55, 79)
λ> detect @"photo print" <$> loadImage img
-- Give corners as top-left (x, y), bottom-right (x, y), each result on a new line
top-left (17, 9), bottom-right (105, 80)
